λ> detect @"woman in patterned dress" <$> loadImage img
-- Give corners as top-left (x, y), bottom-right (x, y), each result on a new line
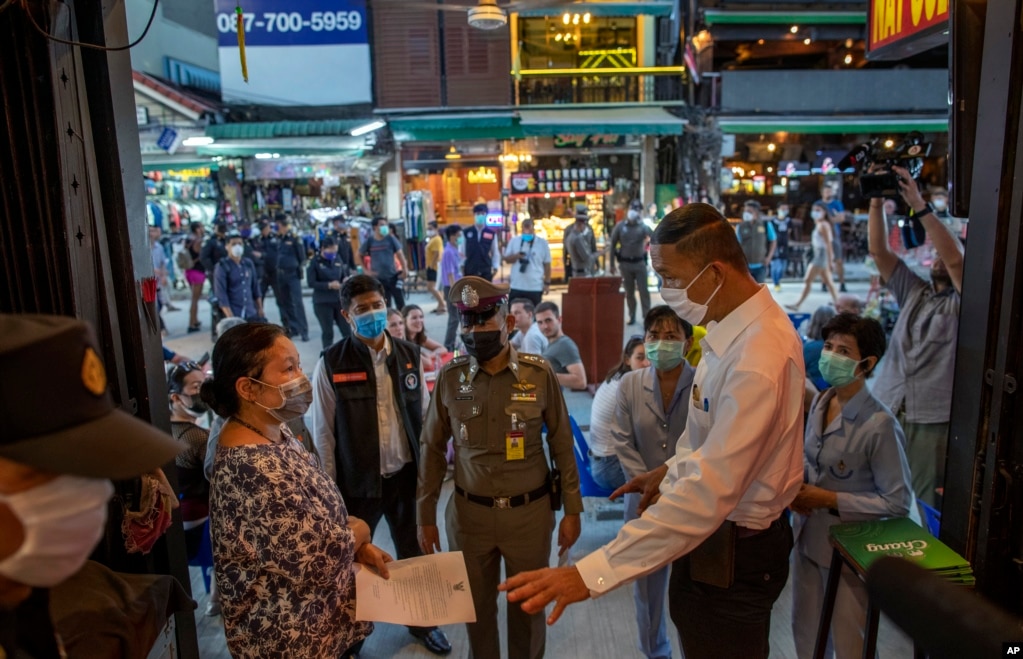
top-left (201, 322), bottom-right (391, 658)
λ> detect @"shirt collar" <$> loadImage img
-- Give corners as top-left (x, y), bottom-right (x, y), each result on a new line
top-left (467, 345), bottom-right (518, 384)
top-left (368, 333), bottom-right (392, 362)
top-left (702, 285), bottom-right (775, 358)
top-left (642, 362), bottom-right (696, 395)
top-left (840, 384), bottom-right (872, 421)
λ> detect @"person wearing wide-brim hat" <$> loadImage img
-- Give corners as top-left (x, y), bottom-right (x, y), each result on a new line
top-left (0, 314), bottom-right (182, 658)
top-left (417, 276), bottom-right (583, 659)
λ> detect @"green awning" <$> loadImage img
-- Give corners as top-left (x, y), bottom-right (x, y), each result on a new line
top-left (142, 159), bottom-right (216, 173)
top-left (197, 137), bottom-right (364, 157)
top-left (718, 115), bottom-right (949, 134)
top-left (703, 10), bottom-right (865, 25)
top-left (205, 120), bottom-right (369, 140)
top-left (388, 113), bottom-right (522, 142)
top-left (519, 1), bottom-right (674, 18)
top-left (518, 107), bottom-right (685, 136)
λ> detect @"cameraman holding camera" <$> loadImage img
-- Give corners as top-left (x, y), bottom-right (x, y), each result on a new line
top-left (503, 218), bottom-right (551, 306)
top-left (868, 165), bottom-right (964, 508)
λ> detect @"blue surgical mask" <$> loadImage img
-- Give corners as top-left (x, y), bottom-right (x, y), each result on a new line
top-left (475, 214), bottom-right (487, 226)
top-left (353, 309), bottom-right (387, 339)
top-left (323, 251), bottom-right (337, 262)
top-left (379, 225), bottom-right (390, 237)
top-left (240, 228), bottom-right (252, 238)
top-left (644, 340), bottom-right (685, 371)
top-left (522, 234), bottom-right (534, 243)
top-left (819, 351), bottom-right (862, 387)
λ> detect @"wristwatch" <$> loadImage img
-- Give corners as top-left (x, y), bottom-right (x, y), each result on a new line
top-left (910, 202), bottom-right (935, 219)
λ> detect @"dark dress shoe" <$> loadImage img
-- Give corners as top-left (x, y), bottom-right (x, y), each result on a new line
top-left (408, 627), bottom-right (451, 655)
top-left (300, 334), bottom-right (310, 342)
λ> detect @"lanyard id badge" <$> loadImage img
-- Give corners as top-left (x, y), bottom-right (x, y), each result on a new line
top-left (506, 413), bottom-right (525, 460)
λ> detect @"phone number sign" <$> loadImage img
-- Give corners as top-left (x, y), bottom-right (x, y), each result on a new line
top-left (214, 0), bottom-right (367, 47)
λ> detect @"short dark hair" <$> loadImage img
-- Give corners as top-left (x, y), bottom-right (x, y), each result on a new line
top-left (445, 224), bottom-right (463, 241)
top-left (535, 301), bottom-right (559, 318)
top-left (520, 218), bottom-right (534, 230)
top-left (743, 200), bottom-right (761, 212)
top-left (428, 221), bottom-right (439, 229)
top-left (372, 217), bottom-right (388, 228)
top-left (340, 274), bottom-right (385, 309)
top-left (320, 237), bottom-right (337, 249)
top-left (274, 212), bottom-right (288, 223)
top-left (652, 203), bottom-right (748, 272)
top-left (199, 322), bottom-right (285, 417)
top-left (510, 297), bottom-right (535, 315)
top-left (643, 305), bottom-right (693, 338)
top-left (821, 313), bottom-right (887, 378)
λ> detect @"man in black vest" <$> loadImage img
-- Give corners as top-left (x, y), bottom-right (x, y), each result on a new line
top-left (310, 274), bottom-right (451, 656)
top-left (462, 202), bottom-right (501, 281)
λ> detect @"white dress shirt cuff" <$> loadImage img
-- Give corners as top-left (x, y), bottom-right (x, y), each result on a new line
top-left (575, 548), bottom-right (620, 597)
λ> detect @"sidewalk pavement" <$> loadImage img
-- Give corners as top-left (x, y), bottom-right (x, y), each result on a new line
top-left (164, 262), bottom-right (873, 429)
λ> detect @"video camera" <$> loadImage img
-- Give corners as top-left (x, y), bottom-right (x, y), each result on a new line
top-left (838, 131), bottom-right (932, 198)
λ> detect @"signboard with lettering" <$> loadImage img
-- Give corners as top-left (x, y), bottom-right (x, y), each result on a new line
top-left (466, 167), bottom-right (498, 184)
top-left (553, 134), bottom-right (625, 149)
top-left (867, 0), bottom-right (950, 61)
top-left (215, 0), bottom-right (371, 105)
top-left (508, 168), bottom-right (612, 196)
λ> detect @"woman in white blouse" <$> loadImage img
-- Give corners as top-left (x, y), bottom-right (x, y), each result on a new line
top-left (587, 337), bottom-right (649, 490)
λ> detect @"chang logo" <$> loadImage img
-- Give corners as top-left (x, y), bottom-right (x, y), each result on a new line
top-left (865, 539), bottom-right (928, 556)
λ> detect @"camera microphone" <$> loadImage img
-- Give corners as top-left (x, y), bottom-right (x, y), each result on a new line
top-left (838, 142), bottom-right (873, 171)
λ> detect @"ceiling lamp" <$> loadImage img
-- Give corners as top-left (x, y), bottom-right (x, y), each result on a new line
top-left (767, 143), bottom-right (776, 152)
top-left (445, 145), bottom-right (461, 160)
top-left (562, 12), bottom-right (570, 24)
top-left (790, 25), bottom-right (799, 34)
top-left (583, 13), bottom-right (591, 24)
top-left (467, 0), bottom-right (506, 30)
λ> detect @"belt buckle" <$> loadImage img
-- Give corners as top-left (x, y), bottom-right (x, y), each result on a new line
top-left (494, 497), bottom-right (510, 509)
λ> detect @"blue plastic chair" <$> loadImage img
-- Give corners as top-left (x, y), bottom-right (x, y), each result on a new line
top-left (568, 414), bottom-right (616, 499)
top-left (788, 312), bottom-right (811, 335)
top-left (188, 519), bottom-right (214, 594)
top-left (919, 501), bottom-right (942, 538)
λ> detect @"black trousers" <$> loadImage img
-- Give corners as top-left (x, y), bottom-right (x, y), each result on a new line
top-left (669, 515), bottom-right (793, 659)
top-left (509, 288), bottom-right (543, 307)
top-left (343, 461), bottom-right (435, 635)
top-left (380, 274), bottom-right (406, 311)
top-left (276, 271), bottom-right (308, 337)
top-left (313, 301), bottom-right (350, 349)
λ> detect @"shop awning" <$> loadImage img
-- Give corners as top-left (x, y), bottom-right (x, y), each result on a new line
top-left (702, 10), bottom-right (865, 25)
top-left (518, 107), bottom-right (685, 136)
top-left (205, 120), bottom-right (369, 140)
top-left (141, 153), bottom-right (217, 172)
top-left (518, 1), bottom-right (674, 18)
top-left (196, 136), bottom-right (365, 158)
top-left (388, 113), bottom-right (521, 142)
top-left (717, 115), bottom-right (949, 135)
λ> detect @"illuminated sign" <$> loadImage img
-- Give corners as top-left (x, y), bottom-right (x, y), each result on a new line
top-left (553, 134), bottom-right (624, 149)
top-left (466, 167), bottom-right (498, 184)
top-left (868, 0), bottom-right (949, 60)
top-left (166, 168), bottom-right (212, 179)
top-left (215, 0), bottom-right (371, 106)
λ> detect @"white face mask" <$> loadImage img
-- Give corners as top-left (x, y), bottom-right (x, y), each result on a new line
top-left (229, 244), bottom-right (244, 258)
top-left (778, 209), bottom-right (788, 219)
top-left (812, 210), bottom-right (826, 221)
top-left (932, 199), bottom-right (948, 212)
top-left (659, 263), bottom-right (722, 326)
top-left (0, 475), bottom-right (113, 587)
top-left (742, 211), bottom-right (754, 222)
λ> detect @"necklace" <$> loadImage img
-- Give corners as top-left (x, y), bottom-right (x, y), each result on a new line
top-left (231, 416), bottom-right (281, 443)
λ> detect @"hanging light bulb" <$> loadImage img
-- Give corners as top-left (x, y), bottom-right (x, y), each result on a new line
top-left (583, 12), bottom-right (591, 24)
top-left (572, 13), bottom-right (580, 25)
top-left (562, 12), bottom-right (570, 25)
top-left (555, 33), bottom-right (563, 41)
top-left (844, 54), bottom-right (853, 65)
top-left (790, 25), bottom-right (799, 34)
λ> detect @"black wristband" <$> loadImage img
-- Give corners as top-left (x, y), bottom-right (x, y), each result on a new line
top-left (911, 202), bottom-right (935, 219)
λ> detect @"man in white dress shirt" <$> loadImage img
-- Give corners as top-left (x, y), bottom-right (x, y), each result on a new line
top-left (500, 203), bottom-right (805, 659)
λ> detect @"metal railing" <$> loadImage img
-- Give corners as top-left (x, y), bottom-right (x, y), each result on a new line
top-left (514, 68), bottom-right (687, 105)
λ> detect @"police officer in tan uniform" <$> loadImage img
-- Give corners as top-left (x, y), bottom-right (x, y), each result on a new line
top-left (417, 276), bottom-right (583, 659)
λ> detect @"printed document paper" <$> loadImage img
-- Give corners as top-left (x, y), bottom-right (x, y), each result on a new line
top-left (355, 551), bottom-right (476, 625)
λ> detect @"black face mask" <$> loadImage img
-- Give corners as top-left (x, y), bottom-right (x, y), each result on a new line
top-left (461, 330), bottom-right (505, 363)
top-left (179, 394), bottom-right (208, 417)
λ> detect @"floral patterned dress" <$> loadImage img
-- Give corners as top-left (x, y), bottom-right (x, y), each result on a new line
top-left (210, 433), bottom-right (371, 658)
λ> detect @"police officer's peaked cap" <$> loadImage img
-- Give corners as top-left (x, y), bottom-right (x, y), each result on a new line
top-left (574, 204), bottom-right (590, 221)
top-left (449, 277), bottom-right (509, 323)
top-left (473, 203), bottom-right (489, 214)
top-left (0, 314), bottom-right (182, 479)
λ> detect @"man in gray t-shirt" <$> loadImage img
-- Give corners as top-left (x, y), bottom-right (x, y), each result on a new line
top-left (535, 301), bottom-right (587, 390)
top-left (359, 217), bottom-right (408, 309)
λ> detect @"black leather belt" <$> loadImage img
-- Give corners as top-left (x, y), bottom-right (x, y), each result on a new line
top-left (455, 483), bottom-right (549, 509)
top-left (617, 255), bottom-right (646, 263)
top-left (736, 514), bottom-right (787, 539)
